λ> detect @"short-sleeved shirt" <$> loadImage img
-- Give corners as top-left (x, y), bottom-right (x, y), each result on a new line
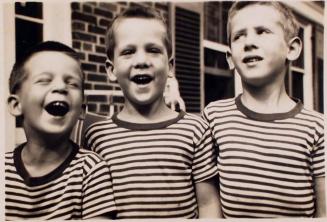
top-left (203, 95), bottom-right (325, 218)
top-left (85, 111), bottom-right (218, 219)
top-left (5, 141), bottom-right (116, 220)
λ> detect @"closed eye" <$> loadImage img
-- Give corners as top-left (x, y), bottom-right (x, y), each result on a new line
top-left (148, 47), bottom-right (162, 54)
top-left (120, 48), bottom-right (135, 56)
top-left (35, 78), bottom-right (52, 84)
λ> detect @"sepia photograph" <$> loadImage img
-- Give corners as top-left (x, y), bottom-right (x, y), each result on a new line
top-left (0, 1), bottom-right (325, 221)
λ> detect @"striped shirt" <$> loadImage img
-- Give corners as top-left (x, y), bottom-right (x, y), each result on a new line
top-left (5, 141), bottom-right (116, 220)
top-left (85, 111), bottom-right (218, 219)
top-left (202, 95), bottom-right (325, 218)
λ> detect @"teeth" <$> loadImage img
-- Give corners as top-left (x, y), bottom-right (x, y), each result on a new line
top-left (131, 75), bottom-right (153, 85)
top-left (244, 57), bottom-right (262, 63)
top-left (45, 101), bottom-right (69, 117)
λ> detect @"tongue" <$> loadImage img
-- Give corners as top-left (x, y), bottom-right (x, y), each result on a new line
top-left (45, 102), bottom-right (69, 116)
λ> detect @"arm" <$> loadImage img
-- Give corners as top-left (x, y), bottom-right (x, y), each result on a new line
top-left (195, 176), bottom-right (222, 218)
top-left (315, 176), bottom-right (326, 217)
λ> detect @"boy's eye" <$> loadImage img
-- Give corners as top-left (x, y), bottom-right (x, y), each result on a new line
top-left (257, 28), bottom-right (270, 35)
top-left (148, 47), bottom-right (162, 53)
top-left (67, 80), bottom-right (81, 88)
top-left (36, 78), bottom-right (51, 84)
top-left (232, 34), bottom-right (242, 41)
top-left (121, 49), bottom-right (134, 56)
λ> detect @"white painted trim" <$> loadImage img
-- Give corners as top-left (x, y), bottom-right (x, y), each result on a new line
top-left (199, 3), bottom-right (204, 110)
top-left (284, 1), bottom-right (323, 26)
top-left (0, 4), bottom-right (7, 221)
top-left (290, 66), bottom-right (305, 74)
top-left (3, 3), bottom-right (16, 153)
top-left (15, 14), bottom-right (43, 24)
top-left (85, 90), bottom-right (124, 97)
top-left (203, 40), bottom-right (229, 52)
top-left (43, 2), bottom-right (72, 45)
top-left (302, 24), bottom-right (313, 109)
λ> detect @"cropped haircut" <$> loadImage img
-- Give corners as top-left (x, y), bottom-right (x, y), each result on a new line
top-left (227, 1), bottom-right (299, 45)
top-left (105, 6), bottom-right (172, 61)
top-left (9, 41), bottom-right (84, 94)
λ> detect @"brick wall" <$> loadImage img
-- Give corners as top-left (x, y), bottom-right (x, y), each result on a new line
top-left (71, 2), bottom-right (169, 116)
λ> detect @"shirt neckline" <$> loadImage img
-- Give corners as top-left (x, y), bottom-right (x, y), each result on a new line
top-left (14, 141), bottom-right (79, 187)
top-left (112, 111), bottom-right (186, 130)
top-left (235, 94), bottom-right (303, 121)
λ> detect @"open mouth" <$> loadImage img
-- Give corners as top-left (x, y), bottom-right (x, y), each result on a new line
top-left (131, 75), bottom-right (153, 85)
top-left (45, 101), bottom-right (69, 117)
top-left (243, 56), bottom-right (263, 64)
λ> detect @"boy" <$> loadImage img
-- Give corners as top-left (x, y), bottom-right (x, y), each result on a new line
top-left (5, 41), bottom-right (116, 220)
top-left (85, 6), bottom-right (221, 219)
top-left (203, 1), bottom-right (325, 218)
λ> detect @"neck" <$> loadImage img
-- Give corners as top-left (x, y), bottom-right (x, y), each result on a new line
top-left (22, 132), bottom-right (72, 166)
top-left (119, 97), bottom-right (178, 123)
top-left (241, 79), bottom-right (295, 113)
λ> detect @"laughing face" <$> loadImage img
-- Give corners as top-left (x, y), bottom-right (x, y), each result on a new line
top-left (109, 18), bottom-right (172, 107)
top-left (15, 51), bottom-right (83, 137)
top-left (228, 4), bottom-right (290, 87)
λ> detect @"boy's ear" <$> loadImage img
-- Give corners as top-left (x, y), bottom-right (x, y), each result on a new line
top-left (286, 37), bottom-right (302, 61)
top-left (105, 59), bottom-right (117, 82)
top-left (7, 95), bottom-right (23, 117)
top-left (226, 50), bottom-right (235, 70)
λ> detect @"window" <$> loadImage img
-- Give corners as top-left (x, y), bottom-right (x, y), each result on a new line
top-left (15, 2), bottom-right (43, 127)
top-left (203, 2), bottom-right (234, 106)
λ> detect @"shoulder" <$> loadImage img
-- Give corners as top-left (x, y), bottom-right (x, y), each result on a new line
top-left (74, 148), bottom-right (107, 169)
top-left (85, 118), bottom-right (114, 137)
top-left (297, 108), bottom-right (324, 129)
top-left (205, 97), bottom-right (236, 110)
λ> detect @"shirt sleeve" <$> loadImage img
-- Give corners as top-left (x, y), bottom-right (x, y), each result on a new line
top-left (82, 155), bottom-right (116, 219)
top-left (312, 123), bottom-right (325, 177)
top-left (192, 121), bottom-right (218, 183)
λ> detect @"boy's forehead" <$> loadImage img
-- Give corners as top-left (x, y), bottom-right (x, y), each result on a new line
top-left (114, 17), bottom-right (166, 39)
top-left (24, 51), bottom-right (82, 76)
top-left (230, 4), bottom-right (284, 31)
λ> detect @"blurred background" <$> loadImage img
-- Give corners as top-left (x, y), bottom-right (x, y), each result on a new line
top-left (1, 1), bottom-right (324, 150)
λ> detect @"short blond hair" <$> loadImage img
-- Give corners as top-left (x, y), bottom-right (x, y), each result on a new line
top-left (227, 1), bottom-right (299, 45)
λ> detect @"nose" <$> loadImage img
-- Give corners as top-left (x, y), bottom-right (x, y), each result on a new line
top-left (133, 50), bottom-right (151, 69)
top-left (52, 79), bottom-right (68, 94)
top-left (244, 32), bottom-right (258, 51)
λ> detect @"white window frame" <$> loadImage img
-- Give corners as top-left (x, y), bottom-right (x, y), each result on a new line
top-left (2, 2), bottom-right (72, 150)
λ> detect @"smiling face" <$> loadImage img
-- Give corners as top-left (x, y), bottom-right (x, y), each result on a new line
top-left (13, 51), bottom-right (83, 137)
top-left (108, 18), bottom-right (172, 107)
top-left (228, 4), bottom-right (291, 87)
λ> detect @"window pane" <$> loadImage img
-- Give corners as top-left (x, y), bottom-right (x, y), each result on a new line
top-left (205, 74), bottom-right (234, 106)
top-left (205, 48), bottom-right (229, 70)
top-left (204, 2), bottom-right (232, 44)
top-left (15, 18), bottom-right (43, 61)
top-left (291, 71), bottom-right (303, 102)
top-left (15, 2), bottom-right (43, 19)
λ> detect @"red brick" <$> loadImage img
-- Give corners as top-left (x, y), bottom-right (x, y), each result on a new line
top-left (73, 31), bottom-right (97, 43)
top-left (94, 8), bottom-right (113, 18)
top-left (72, 11), bottom-right (96, 24)
top-left (95, 84), bottom-right (113, 90)
top-left (89, 54), bottom-right (106, 63)
top-left (83, 43), bottom-right (93, 51)
top-left (82, 63), bottom-right (97, 72)
top-left (88, 25), bottom-right (106, 35)
top-left (72, 22), bottom-right (85, 31)
top-left (87, 73), bottom-right (107, 82)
